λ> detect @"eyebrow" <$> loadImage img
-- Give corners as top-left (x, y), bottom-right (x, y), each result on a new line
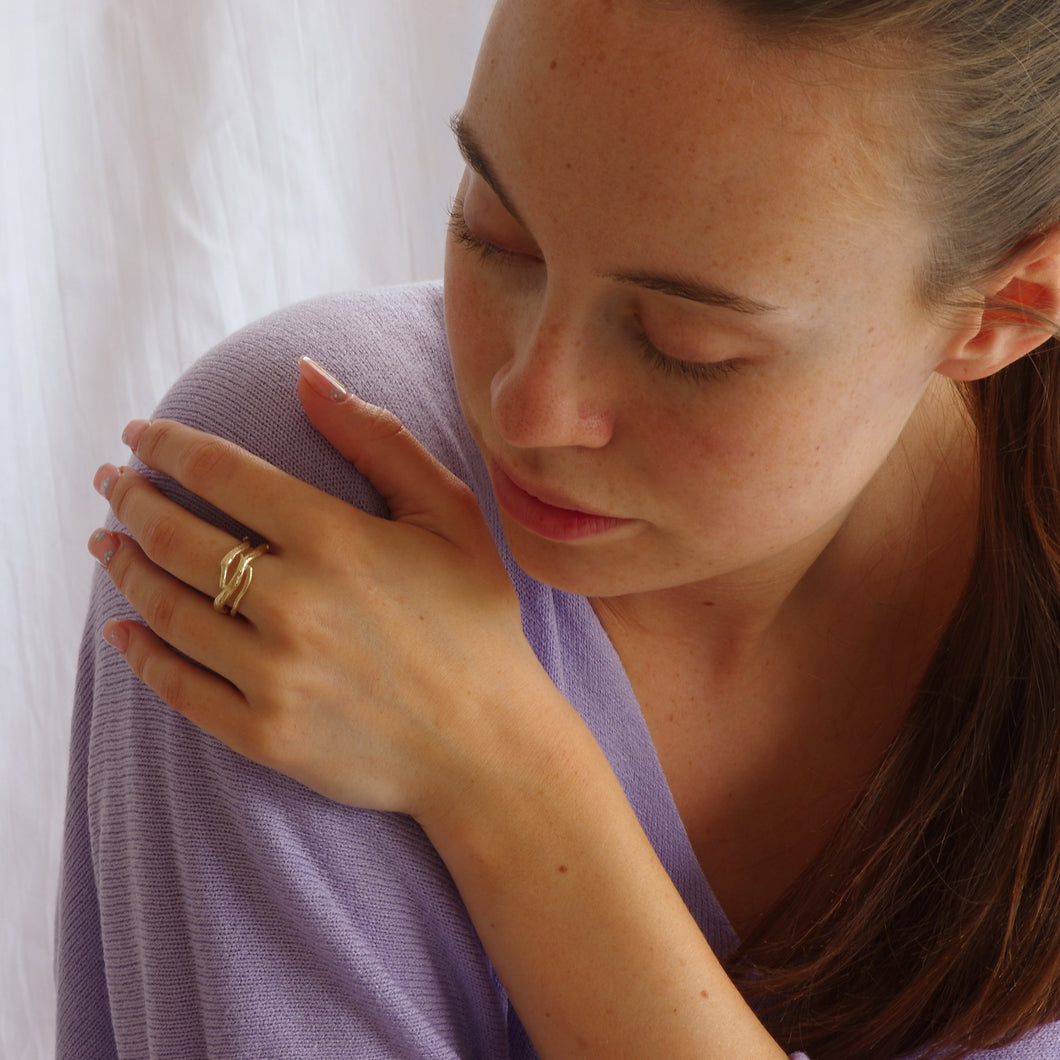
top-left (604, 271), bottom-right (782, 315)
top-left (450, 111), bottom-right (529, 229)
top-left (449, 111), bottom-right (784, 316)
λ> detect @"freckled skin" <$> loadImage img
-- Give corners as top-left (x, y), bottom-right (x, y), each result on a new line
top-left (440, 4), bottom-right (993, 941)
top-left (444, 0), bottom-right (970, 614)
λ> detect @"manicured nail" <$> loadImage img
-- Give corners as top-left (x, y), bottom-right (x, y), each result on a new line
top-left (101, 620), bottom-right (129, 654)
top-left (88, 528), bottom-right (119, 568)
top-left (94, 464), bottom-right (120, 498)
top-left (122, 419), bottom-right (150, 450)
top-left (299, 357), bottom-right (348, 402)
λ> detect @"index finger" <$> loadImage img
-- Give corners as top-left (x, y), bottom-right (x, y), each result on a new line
top-left (124, 418), bottom-right (336, 544)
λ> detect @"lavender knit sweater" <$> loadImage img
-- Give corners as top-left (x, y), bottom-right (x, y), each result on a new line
top-left (56, 284), bottom-right (1060, 1059)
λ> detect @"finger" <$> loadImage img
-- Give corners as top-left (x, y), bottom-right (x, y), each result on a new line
top-left (101, 618), bottom-right (263, 761)
top-left (96, 463), bottom-right (260, 601)
top-left (89, 528), bottom-right (251, 678)
top-left (121, 417), bottom-right (333, 545)
top-left (298, 357), bottom-right (486, 537)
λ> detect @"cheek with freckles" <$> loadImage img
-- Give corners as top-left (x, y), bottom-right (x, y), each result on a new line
top-left (444, 256), bottom-right (498, 437)
top-left (638, 374), bottom-right (891, 551)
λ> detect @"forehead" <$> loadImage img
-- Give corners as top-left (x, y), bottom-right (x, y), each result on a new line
top-left (466, 0), bottom-right (925, 298)
top-left (476, 0), bottom-right (909, 177)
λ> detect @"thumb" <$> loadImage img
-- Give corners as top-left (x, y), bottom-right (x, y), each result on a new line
top-left (297, 357), bottom-right (483, 536)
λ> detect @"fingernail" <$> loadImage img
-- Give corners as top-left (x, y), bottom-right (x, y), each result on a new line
top-left (101, 620), bottom-right (129, 654)
top-left (88, 528), bottom-right (119, 568)
top-left (299, 357), bottom-right (348, 402)
top-left (122, 419), bottom-right (150, 450)
top-left (94, 464), bottom-right (120, 498)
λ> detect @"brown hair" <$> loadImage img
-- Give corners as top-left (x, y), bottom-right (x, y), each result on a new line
top-left (705, 2), bottom-right (1060, 1057)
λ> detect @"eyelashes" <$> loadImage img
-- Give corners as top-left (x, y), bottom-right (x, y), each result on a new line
top-left (632, 332), bottom-right (743, 385)
top-left (447, 195), bottom-right (531, 264)
top-left (447, 196), bottom-right (744, 387)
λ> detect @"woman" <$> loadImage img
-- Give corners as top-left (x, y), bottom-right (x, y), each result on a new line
top-left (59, 0), bottom-right (1060, 1057)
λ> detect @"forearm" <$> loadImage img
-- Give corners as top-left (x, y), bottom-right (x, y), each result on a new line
top-left (420, 691), bottom-right (787, 1060)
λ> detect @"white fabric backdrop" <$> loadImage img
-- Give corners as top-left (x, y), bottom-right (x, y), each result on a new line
top-left (1, 2), bottom-right (494, 1054)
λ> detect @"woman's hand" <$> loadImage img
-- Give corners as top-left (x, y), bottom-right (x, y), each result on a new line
top-left (88, 356), bottom-right (548, 821)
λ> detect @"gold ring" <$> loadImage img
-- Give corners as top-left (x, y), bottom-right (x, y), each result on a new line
top-left (213, 537), bottom-right (269, 618)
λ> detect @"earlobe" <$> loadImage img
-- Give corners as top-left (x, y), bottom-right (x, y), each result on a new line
top-left (935, 228), bottom-right (1060, 382)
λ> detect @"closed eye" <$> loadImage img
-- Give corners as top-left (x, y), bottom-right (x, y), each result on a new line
top-left (633, 328), bottom-right (744, 385)
top-left (449, 194), bottom-right (743, 386)
top-left (447, 196), bottom-right (540, 266)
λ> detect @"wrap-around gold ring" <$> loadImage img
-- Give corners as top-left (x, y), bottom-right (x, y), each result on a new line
top-left (213, 538), bottom-right (269, 618)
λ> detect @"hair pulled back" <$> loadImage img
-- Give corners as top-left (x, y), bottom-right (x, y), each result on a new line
top-left (706, 2), bottom-right (1060, 1058)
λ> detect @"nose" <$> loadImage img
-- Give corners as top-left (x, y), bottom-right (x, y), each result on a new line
top-left (490, 311), bottom-right (615, 451)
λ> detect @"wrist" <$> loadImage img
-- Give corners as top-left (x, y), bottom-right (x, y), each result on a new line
top-left (415, 670), bottom-right (594, 860)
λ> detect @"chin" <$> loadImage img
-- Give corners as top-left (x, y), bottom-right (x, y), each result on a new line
top-left (499, 525), bottom-right (678, 600)
top-left (502, 534), bottom-right (628, 596)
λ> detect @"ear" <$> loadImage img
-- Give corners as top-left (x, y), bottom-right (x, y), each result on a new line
top-left (935, 227), bottom-right (1060, 382)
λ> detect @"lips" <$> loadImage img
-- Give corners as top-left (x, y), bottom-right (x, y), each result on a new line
top-left (490, 461), bottom-right (631, 542)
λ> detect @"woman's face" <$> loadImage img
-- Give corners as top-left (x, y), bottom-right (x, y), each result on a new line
top-left (444, 0), bottom-right (961, 600)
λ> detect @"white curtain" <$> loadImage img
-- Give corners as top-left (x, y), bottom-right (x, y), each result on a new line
top-left (1, 2), bottom-right (494, 1054)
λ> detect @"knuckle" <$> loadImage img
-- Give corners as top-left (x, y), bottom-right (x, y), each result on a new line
top-left (142, 587), bottom-right (177, 635)
top-left (138, 512), bottom-right (179, 563)
top-left (151, 663), bottom-right (191, 715)
top-left (362, 403), bottom-right (406, 444)
top-left (135, 420), bottom-right (162, 462)
top-left (136, 419), bottom-right (175, 465)
top-left (179, 436), bottom-right (230, 486)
